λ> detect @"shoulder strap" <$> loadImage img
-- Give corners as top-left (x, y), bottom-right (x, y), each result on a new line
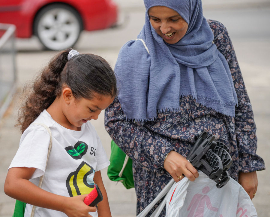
top-left (136, 39), bottom-right (150, 55)
top-left (118, 155), bottom-right (130, 178)
top-left (30, 123), bottom-right (52, 217)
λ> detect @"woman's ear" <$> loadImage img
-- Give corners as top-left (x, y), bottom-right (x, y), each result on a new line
top-left (62, 87), bottom-right (74, 105)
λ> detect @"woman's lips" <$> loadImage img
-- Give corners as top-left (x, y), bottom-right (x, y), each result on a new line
top-left (163, 32), bottom-right (176, 40)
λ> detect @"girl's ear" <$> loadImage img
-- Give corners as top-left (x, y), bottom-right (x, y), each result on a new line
top-left (62, 87), bottom-right (74, 104)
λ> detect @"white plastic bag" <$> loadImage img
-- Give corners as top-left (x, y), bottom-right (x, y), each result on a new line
top-left (166, 172), bottom-right (257, 217)
top-left (137, 171), bottom-right (257, 217)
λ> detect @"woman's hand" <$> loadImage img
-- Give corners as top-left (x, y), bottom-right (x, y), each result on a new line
top-left (238, 171), bottom-right (258, 200)
top-left (164, 151), bottom-right (199, 182)
top-left (62, 195), bottom-right (96, 217)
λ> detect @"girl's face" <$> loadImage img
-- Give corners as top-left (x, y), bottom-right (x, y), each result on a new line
top-left (63, 89), bottom-right (114, 130)
top-left (148, 6), bottom-right (188, 44)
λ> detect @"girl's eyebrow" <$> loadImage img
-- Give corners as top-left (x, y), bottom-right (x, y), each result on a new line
top-left (92, 105), bottom-right (102, 110)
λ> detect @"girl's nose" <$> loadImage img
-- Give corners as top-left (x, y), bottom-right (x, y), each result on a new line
top-left (92, 110), bottom-right (101, 120)
top-left (160, 22), bottom-right (171, 34)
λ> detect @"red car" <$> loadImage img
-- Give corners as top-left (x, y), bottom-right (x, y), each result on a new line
top-left (0, 0), bottom-right (118, 50)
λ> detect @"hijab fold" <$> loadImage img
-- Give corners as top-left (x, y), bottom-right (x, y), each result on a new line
top-left (115, 0), bottom-right (238, 121)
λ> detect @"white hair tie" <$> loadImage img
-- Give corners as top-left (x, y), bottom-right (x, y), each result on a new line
top-left (68, 49), bottom-right (79, 60)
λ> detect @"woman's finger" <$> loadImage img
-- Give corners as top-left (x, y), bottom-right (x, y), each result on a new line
top-left (180, 168), bottom-right (197, 181)
top-left (175, 173), bottom-right (184, 182)
top-left (186, 163), bottom-right (199, 178)
top-left (172, 173), bottom-right (182, 182)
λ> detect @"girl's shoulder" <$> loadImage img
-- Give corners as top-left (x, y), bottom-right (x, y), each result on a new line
top-left (21, 110), bottom-right (53, 139)
top-left (84, 121), bottom-right (99, 138)
top-left (20, 123), bottom-right (51, 149)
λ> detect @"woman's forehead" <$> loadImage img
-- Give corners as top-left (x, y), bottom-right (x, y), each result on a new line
top-left (144, 0), bottom-right (191, 23)
top-left (148, 6), bottom-right (180, 17)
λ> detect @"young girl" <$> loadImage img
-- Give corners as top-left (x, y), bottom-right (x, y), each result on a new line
top-left (4, 49), bottom-right (117, 217)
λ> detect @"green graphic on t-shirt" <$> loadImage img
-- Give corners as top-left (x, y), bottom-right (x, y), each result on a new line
top-left (65, 141), bottom-right (88, 159)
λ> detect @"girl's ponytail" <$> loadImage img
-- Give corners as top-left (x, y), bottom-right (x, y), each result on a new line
top-left (18, 48), bottom-right (71, 133)
top-left (18, 48), bottom-right (117, 133)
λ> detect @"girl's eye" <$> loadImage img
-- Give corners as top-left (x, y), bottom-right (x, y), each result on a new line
top-left (89, 108), bottom-right (95, 113)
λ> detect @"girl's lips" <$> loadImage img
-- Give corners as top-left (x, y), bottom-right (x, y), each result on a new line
top-left (82, 119), bottom-right (88, 123)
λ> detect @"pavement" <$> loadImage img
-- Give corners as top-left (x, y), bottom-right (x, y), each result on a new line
top-left (0, 0), bottom-right (270, 216)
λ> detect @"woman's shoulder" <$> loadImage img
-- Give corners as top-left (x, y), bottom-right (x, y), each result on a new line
top-left (207, 19), bottom-right (228, 32)
top-left (207, 19), bottom-right (233, 56)
top-left (118, 39), bottom-right (150, 58)
top-left (207, 19), bottom-right (230, 40)
top-left (115, 39), bottom-right (151, 75)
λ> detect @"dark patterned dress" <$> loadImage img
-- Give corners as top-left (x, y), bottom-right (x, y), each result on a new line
top-left (104, 20), bottom-right (265, 216)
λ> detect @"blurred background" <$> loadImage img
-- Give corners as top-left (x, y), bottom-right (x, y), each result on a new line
top-left (0, 0), bottom-right (269, 216)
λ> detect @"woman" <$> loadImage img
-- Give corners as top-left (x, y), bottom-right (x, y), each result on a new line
top-left (105, 0), bottom-right (265, 215)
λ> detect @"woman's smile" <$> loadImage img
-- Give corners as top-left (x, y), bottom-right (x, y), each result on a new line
top-left (163, 32), bottom-right (176, 40)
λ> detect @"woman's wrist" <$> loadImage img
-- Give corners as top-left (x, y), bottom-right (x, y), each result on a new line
top-left (164, 150), bottom-right (174, 167)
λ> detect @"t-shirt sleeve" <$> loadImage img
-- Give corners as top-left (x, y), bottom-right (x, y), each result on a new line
top-left (9, 125), bottom-right (51, 179)
top-left (95, 135), bottom-right (110, 172)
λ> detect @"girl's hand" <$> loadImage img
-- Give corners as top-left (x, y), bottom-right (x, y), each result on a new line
top-left (164, 151), bottom-right (199, 182)
top-left (238, 171), bottom-right (258, 200)
top-left (62, 195), bottom-right (96, 217)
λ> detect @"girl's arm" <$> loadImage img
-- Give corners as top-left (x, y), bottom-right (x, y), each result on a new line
top-left (93, 171), bottom-right (111, 217)
top-left (5, 167), bottom-right (96, 217)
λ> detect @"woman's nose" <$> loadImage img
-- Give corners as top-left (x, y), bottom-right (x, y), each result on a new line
top-left (160, 22), bottom-right (171, 34)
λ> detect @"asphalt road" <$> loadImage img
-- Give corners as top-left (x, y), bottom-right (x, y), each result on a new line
top-left (0, 1), bottom-right (269, 217)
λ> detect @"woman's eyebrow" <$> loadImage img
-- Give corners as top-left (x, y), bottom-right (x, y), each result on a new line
top-left (149, 15), bottom-right (181, 19)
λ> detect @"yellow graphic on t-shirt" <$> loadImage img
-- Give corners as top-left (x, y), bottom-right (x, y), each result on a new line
top-left (66, 162), bottom-right (95, 197)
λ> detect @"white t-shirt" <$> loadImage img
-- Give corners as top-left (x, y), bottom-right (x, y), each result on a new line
top-left (9, 110), bottom-right (110, 217)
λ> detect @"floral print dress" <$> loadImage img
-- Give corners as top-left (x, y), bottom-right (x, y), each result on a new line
top-left (105, 20), bottom-right (265, 216)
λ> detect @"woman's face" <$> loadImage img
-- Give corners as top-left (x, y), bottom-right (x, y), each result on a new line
top-left (148, 6), bottom-right (188, 44)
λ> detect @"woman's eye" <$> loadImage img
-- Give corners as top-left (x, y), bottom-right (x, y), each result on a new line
top-left (150, 17), bottom-right (160, 22)
top-left (171, 18), bottom-right (180, 22)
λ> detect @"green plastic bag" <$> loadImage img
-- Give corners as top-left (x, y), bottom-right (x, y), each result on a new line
top-left (13, 200), bottom-right (26, 217)
top-left (107, 140), bottom-right (134, 189)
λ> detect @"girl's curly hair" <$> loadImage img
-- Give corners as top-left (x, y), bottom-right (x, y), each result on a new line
top-left (17, 48), bottom-right (117, 133)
